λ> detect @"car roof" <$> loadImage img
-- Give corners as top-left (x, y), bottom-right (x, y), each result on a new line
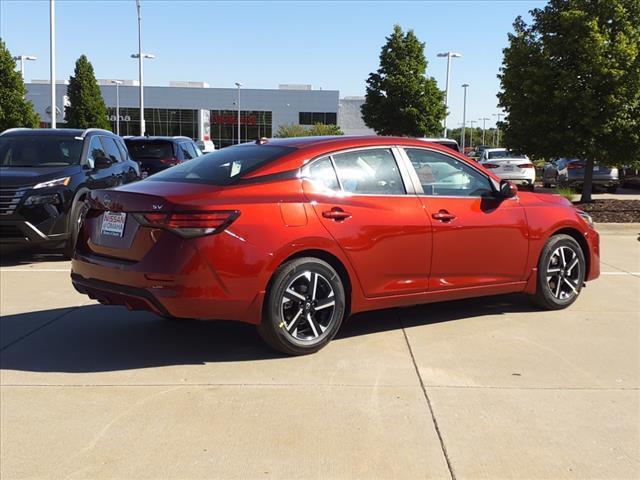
top-left (1, 128), bottom-right (85, 137)
top-left (484, 148), bottom-right (508, 152)
top-left (125, 136), bottom-right (193, 142)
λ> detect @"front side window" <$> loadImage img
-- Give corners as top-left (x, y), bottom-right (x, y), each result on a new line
top-left (405, 148), bottom-right (493, 197)
top-left (87, 136), bottom-right (107, 162)
top-left (331, 148), bottom-right (405, 195)
top-left (179, 142), bottom-right (194, 160)
top-left (100, 137), bottom-right (123, 163)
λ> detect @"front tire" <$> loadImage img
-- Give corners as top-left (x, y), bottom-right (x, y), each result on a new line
top-left (258, 257), bottom-right (346, 355)
top-left (63, 199), bottom-right (89, 259)
top-left (530, 234), bottom-right (585, 310)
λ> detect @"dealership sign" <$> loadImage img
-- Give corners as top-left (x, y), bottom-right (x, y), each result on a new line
top-left (212, 114), bottom-right (257, 125)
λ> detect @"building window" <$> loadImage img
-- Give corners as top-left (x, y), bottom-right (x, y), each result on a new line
top-left (210, 110), bottom-right (272, 149)
top-left (106, 107), bottom-right (198, 139)
top-left (299, 112), bottom-right (338, 126)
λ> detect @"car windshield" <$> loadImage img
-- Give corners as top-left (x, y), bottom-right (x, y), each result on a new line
top-left (487, 150), bottom-right (527, 159)
top-left (0, 135), bottom-right (83, 167)
top-left (125, 140), bottom-right (175, 160)
top-left (148, 144), bottom-right (296, 185)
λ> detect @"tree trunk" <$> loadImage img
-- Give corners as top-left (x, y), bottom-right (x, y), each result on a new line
top-left (580, 156), bottom-right (595, 203)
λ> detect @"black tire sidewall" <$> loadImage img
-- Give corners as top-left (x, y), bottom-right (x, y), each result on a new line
top-left (535, 235), bottom-right (586, 309)
top-left (262, 258), bottom-right (345, 355)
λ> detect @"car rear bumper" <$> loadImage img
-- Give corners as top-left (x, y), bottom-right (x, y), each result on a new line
top-left (71, 251), bottom-right (264, 324)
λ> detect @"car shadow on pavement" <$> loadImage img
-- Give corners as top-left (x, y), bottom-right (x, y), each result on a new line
top-left (0, 249), bottom-right (68, 267)
top-left (0, 294), bottom-right (538, 373)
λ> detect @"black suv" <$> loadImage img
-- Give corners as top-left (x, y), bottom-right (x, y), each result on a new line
top-left (0, 128), bottom-right (140, 255)
top-left (124, 136), bottom-right (202, 178)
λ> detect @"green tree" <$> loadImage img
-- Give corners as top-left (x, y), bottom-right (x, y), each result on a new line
top-left (498, 0), bottom-right (640, 202)
top-left (0, 39), bottom-right (40, 131)
top-left (65, 55), bottom-right (110, 130)
top-left (275, 122), bottom-right (343, 138)
top-left (361, 24), bottom-right (446, 136)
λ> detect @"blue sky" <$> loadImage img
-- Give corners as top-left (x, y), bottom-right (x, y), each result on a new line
top-left (1, 0), bottom-right (544, 128)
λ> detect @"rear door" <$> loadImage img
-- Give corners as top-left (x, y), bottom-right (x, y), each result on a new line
top-left (302, 147), bottom-right (432, 298)
top-left (401, 147), bottom-right (529, 290)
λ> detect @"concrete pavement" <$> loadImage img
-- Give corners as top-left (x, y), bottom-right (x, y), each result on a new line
top-left (1, 224), bottom-right (638, 479)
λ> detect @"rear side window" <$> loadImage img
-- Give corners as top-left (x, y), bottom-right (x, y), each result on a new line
top-left (148, 144), bottom-right (296, 185)
top-left (126, 140), bottom-right (174, 160)
top-left (331, 148), bottom-right (405, 195)
top-left (304, 156), bottom-right (340, 191)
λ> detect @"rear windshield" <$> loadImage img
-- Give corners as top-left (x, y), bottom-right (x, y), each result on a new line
top-left (438, 142), bottom-right (460, 153)
top-left (147, 144), bottom-right (296, 185)
top-left (0, 135), bottom-right (83, 167)
top-left (487, 150), bottom-right (527, 159)
top-left (126, 140), bottom-right (174, 160)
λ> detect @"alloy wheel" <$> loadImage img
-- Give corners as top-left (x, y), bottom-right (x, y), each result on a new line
top-left (546, 246), bottom-right (581, 300)
top-left (281, 271), bottom-right (336, 341)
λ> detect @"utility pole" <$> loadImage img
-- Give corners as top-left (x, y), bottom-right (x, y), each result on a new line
top-left (461, 83), bottom-right (469, 152)
top-left (493, 113), bottom-right (504, 146)
top-left (437, 51), bottom-right (462, 138)
top-left (50, 0), bottom-right (56, 128)
top-left (480, 117), bottom-right (490, 145)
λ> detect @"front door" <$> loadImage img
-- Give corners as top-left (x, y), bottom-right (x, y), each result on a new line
top-left (401, 147), bottom-right (529, 290)
top-left (302, 147), bottom-right (432, 298)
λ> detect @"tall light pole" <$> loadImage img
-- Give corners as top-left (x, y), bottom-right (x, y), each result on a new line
top-left (480, 117), bottom-right (490, 145)
top-left (50, 0), bottom-right (56, 128)
top-left (111, 80), bottom-right (123, 135)
top-left (13, 55), bottom-right (37, 79)
top-left (469, 119), bottom-right (476, 148)
top-left (235, 82), bottom-right (242, 144)
top-left (460, 83), bottom-right (469, 151)
top-left (493, 113), bottom-right (504, 147)
top-left (132, 0), bottom-right (154, 136)
top-left (437, 51), bottom-right (462, 138)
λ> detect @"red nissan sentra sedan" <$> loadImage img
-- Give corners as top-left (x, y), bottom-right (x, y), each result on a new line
top-left (71, 136), bottom-right (599, 355)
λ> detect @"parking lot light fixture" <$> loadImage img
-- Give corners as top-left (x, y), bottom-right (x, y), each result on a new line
top-left (437, 51), bottom-right (462, 138)
top-left (480, 117), bottom-right (490, 145)
top-left (111, 80), bottom-right (123, 135)
top-left (235, 82), bottom-right (242, 144)
top-left (50, 0), bottom-right (56, 128)
top-left (461, 83), bottom-right (469, 151)
top-left (493, 113), bottom-right (504, 147)
top-left (13, 55), bottom-right (37, 79)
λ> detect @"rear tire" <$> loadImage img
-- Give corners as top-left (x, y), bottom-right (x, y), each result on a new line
top-left (530, 234), bottom-right (585, 310)
top-left (606, 186), bottom-right (618, 194)
top-left (258, 257), bottom-right (346, 355)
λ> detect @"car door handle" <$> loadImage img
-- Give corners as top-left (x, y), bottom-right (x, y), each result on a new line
top-left (322, 208), bottom-right (352, 221)
top-left (432, 210), bottom-right (456, 222)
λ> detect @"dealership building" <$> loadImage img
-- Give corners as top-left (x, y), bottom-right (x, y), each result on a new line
top-left (25, 81), bottom-right (373, 148)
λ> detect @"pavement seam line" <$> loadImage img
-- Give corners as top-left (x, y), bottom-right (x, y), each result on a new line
top-left (0, 307), bottom-right (78, 352)
top-left (600, 261), bottom-right (640, 279)
top-left (398, 310), bottom-right (457, 480)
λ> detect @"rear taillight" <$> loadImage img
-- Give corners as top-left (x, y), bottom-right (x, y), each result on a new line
top-left (483, 163), bottom-right (500, 169)
top-left (136, 211), bottom-right (240, 238)
top-left (518, 163), bottom-right (534, 169)
top-left (159, 157), bottom-right (179, 166)
top-left (567, 163), bottom-right (584, 170)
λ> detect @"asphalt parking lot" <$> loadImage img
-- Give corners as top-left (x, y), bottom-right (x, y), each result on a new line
top-left (1, 224), bottom-right (639, 479)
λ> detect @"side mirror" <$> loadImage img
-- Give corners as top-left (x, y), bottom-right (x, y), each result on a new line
top-left (499, 179), bottom-right (518, 199)
top-left (94, 155), bottom-right (113, 170)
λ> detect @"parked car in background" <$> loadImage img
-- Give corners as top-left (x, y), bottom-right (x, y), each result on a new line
top-left (478, 149), bottom-right (535, 190)
top-left (621, 165), bottom-right (640, 189)
top-left (196, 140), bottom-right (216, 153)
top-left (0, 128), bottom-right (140, 255)
top-left (419, 138), bottom-right (461, 153)
top-left (71, 136), bottom-right (599, 355)
top-left (125, 136), bottom-right (202, 178)
top-left (542, 158), bottom-right (619, 192)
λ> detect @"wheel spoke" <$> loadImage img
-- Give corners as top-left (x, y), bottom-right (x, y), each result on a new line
top-left (306, 313), bottom-right (320, 337)
top-left (559, 247), bottom-right (567, 267)
top-left (311, 272), bottom-right (319, 301)
top-left (547, 268), bottom-right (561, 274)
top-left (284, 288), bottom-right (305, 302)
top-left (315, 298), bottom-right (335, 311)
top-left (285, 308), bottom-right (303, 332)
top-left (563, 277), bottom-right (579, 295)
top-left (554, 280), bottom-right (562, 298)
top-left (566, 257), bottom-right (579, 275)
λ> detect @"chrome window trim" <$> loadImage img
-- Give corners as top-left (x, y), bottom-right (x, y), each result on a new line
top-left (397, 146), bottom-right (503, 199)
top-left (299, 145), bottom-right (417, 196)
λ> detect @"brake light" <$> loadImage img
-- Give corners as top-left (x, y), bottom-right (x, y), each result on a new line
top-left (159, 157), bottom-right (179, 166)
top-left (518, 163), bottom-right (535, 169)
top-left (567, 163), bottom-right (584, 170)
top-left (483, 163), bottom-right (500, 169)
top-left (138, 211), bottom-right (240, 238)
